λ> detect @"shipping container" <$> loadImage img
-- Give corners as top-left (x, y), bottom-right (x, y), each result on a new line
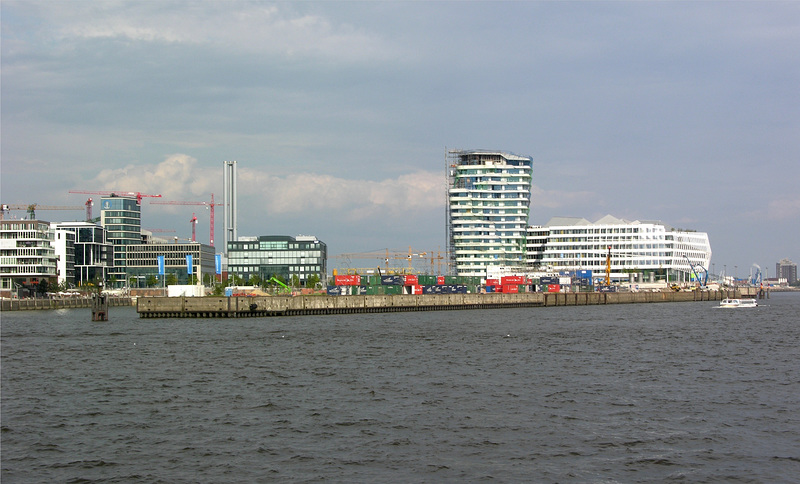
top-left (402, 274), bottom-right (418, 286)
top-left (502, 284), bottom-right (519, 293)
top-left (485, 285), bottom-right (495, 293)
top-left (501, 276), bottom-right (525, 285)
top-left (597, 285), bottom-right (617, 293)
top-left (334, 274), bottom-right (360, 286)
top-left (381, 275), bottom-right (403, 285)
top-left (437, 276), bottom-right (446, 285)
top-left (547, 284), bottom-right (561, 293)
top-left (576, 270), bottom-right (593, 279)
top-left (540, 276), bottom-right (558, 285)
top-left (486, 278), bottom-right (500, 286)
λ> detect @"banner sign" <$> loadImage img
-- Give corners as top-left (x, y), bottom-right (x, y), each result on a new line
top-left (157, 255), bottom-right (165, 276)
top-left (186, 254), bottom-right (193, 275)
top-left (215, 254), bottom-right (222, 275)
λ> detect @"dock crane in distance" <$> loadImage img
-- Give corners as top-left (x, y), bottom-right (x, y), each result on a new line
top-left (150, 194), bottom-right (222, 246)
top-left (1, 203), bottom-right (84, 220)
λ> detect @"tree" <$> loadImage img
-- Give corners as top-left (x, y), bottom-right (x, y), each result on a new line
top-left (146, 275), bottom-right (158, 287)
top-left (203, 273), bottom-right (212, 286)
top-left (306, 274), bottom-right (320, 288)
top-left (291, 274), bottom-right (300, 288)
top-left (166, 273), bottom-right (178, 286)
top-left (249, 274), bottom-right (263, 288)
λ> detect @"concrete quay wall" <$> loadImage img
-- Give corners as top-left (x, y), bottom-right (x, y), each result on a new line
top-left (136, 289), bottom-right (736, 318)
top-left (1, 297), bottom-right (133, 312)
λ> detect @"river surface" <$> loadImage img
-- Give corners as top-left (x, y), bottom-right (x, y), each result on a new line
top-left (2, 293), bottom-right (799, 483)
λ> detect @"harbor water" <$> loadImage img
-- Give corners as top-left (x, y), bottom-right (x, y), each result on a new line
top-left (2, 293), bottom-right (799, 482)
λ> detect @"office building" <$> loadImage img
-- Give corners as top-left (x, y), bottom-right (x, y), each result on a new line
top-left (776, 258), bottom-right (797, 285)
top-left (100, 195), bottom-right (141, 287)
top-left (526, 215), bottom-right (712, 284)
top-left (227, 235), bottom-right (327, 287)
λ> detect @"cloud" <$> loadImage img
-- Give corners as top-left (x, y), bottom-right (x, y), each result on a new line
top-left (26, 2), bottom-right (394, 62)
top-left (88, 154), bottom-right (445, 223)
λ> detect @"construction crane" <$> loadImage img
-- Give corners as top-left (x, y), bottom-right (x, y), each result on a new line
top-left (1, 203), bottom-right (84, 220)
top-left (69, 190), bottom-right (162, 206)
top-left (190, 213), bottom-right (198, 242)
top-left (334, 247), bottom-right (429, 274)
top-left (605, 245), bottom-right (612, 286)
top-left (150, 194), bottom-right (221, 246)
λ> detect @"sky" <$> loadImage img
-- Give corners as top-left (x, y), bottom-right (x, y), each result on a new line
top-left (2, 1), bottom-right (798, 279)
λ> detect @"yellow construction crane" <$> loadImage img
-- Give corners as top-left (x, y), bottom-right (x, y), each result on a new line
top-left (333, 247), bottom-right (429, 274)
top-left (1, 203), bottom-right (84, 220)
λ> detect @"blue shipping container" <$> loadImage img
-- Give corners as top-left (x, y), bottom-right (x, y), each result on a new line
top-left (381, 275), bottom-right (403, 285)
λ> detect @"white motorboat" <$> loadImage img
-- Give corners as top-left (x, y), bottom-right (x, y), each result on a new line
top-left (719, 298), bottom-right (758, 308)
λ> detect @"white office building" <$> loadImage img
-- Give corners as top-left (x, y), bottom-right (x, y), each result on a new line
top-left (446, 149), bottom-right (533, 276)
top-left (526, 215), bottom-right (712, 284)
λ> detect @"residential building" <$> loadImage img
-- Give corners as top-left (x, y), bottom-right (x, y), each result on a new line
top-left (526, 215), bottom-right (712, 284)
top-left (53, 221), bottom-right (113, 287)
top-left (50, 224), bottom-right (76, 286)
top-left (0, 219), bottom-right (57, 297)
top-left (446, 149), bottom-right (533, 276)
top-left (227, 235), bottom-right (327, 286)
top-left (776, 258), bottom-right (797, 285)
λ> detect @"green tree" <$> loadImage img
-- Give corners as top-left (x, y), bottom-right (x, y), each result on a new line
top-left (249, 274), bottom-right (263, 287)
top-left (166, 273), bottom-right (178, 286)
top-left (203, 273), bottom-right (212, 286)
top-left (306, 274), bottom-right (320, 288)
top-left (291, 274), bottom-right (300, 288)
top-left (146, 275), bottom-right (158, 287)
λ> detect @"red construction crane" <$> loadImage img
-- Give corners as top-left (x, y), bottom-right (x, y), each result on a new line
top-left (150, 194), bottom-right (221, 246)
top-left (69, 190), bottom-right (162, 206)
top-left (190, 213), bottom-right (198, 242)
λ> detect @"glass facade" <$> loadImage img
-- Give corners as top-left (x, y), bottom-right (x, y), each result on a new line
top-left (100, 196), bottom-right (141, 287)
top-left (227, 235), bottom-right (327, 286)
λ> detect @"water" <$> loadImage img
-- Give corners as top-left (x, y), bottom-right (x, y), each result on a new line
top-left (2, 293), bottom-right (799, 483)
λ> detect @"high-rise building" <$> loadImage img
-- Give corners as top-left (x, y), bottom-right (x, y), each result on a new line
top-left (446, 149), bottom-right (533, 276)
top-left (99, 195), bottom-right (141, 287)
top-left (776, 258), bottom-right (797, 284)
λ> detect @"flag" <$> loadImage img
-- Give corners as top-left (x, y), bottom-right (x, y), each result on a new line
top-left (157, 255), bottom-right (165, 275)
top-left (186, 254), bottom-right (193, 275)
top-left (215, 254), bottom-right (222, 275)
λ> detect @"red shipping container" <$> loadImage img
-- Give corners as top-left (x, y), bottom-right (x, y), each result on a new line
top-left (403, 274), bottom-right (418, 286)
top-left (501, 276), bottom-right (525, 285)
top-left (412, 285), bottom-right (423, 295)
top-left (547, 284), bottom-right (561, 293)
top-left (486, 278), bottom-right (500, 286)
top-left (334, 275), bottom-right (360, 286)
top-left (437, 276), bottom-right (445, 285)
top-left (503, 285), bottom-right (519, 293)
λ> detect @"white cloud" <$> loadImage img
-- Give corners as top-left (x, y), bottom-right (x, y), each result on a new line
top-left (89, 154), bottom-right (444, 222)
top-left (37, 2), bottom-right (394, 62)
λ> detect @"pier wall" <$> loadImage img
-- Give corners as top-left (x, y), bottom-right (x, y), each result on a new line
top-left (136, 289), bottom-right (737, 318)
top-left (1, 297), bottom-right (133, 312)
